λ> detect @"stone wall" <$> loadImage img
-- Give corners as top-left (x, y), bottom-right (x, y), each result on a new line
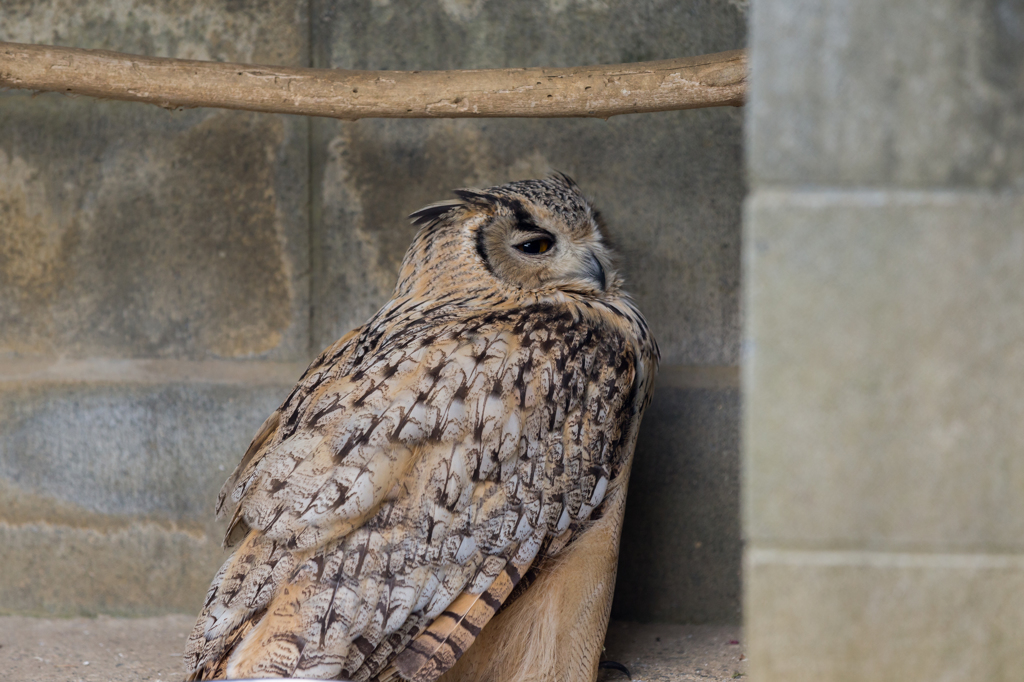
top-left (745, 0), bottom-right (1024, 678)
top-left (0, 0), bottom-right (746, 623)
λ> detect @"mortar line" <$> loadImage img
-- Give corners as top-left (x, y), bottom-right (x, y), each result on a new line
top-left (748, 547), bottom-right (1024, 570)
top-left (747, 187), bottom-right (1024, 205)
top-left (0, 358), bottom-right (309, 386)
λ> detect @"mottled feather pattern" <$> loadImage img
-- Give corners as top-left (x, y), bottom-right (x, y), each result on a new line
top-left (185, 175), bottom-right (658, 681)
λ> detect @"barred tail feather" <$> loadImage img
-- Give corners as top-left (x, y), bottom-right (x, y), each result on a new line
top-left (389, 554), bottom-right (535, 682)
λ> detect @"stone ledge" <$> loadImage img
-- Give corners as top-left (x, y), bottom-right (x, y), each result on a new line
top-left (0, 617), bottom-right (746, 682)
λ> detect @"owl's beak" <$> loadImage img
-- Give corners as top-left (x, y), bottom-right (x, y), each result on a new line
top-left (585, 252), bottom-right (607, 291)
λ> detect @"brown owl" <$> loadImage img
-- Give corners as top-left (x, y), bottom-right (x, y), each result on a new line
top-left (184, 174), bottom-right (659, 682)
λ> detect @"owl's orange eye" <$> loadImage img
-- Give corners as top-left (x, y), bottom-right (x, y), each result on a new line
top-left (515, 238), bottom-right (553, 254)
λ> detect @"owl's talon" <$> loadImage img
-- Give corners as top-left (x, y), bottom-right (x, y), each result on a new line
top-left (599, 660), bottom-right (632, 679)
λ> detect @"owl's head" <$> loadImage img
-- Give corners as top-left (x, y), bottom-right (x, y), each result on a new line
top-left (407, 173), bottom-right (618, 298)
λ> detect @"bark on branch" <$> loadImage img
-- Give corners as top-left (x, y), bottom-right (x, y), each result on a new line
top-left (0, 41), bottom-right (745, 120)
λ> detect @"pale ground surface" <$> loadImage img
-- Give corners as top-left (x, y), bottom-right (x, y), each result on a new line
top-left (600, 622), bottom-right (747, 682)
top-left (0, 616), bottom-right (746, 682)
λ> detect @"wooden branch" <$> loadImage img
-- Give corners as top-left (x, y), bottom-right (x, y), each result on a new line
top-left (0, 41), bottom-right (745, 120)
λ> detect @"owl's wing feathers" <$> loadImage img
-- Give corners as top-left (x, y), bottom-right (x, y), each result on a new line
top-left (215, 326), bottom-right (367, 522)
top-left (213, 325), bottom-right (373, 550)
top-left (185, 306), bottom-right (639, 681)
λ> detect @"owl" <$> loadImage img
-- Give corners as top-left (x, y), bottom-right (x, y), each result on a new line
top-left (184, 174), bottom-right (659, 682)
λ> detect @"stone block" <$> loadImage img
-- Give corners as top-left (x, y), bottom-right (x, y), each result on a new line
top-left (744, 191), bottom-right (1024, 551)
top-left (0, 372), bottom-right (299, 615)
top-left (310, 0), bottom-right (747, 366)
top-left (314, 0), bottom-right (746, 71)
top-left (746, 549), bottom-right (1024, 682)
top-left (0, 521), bottom-right (225, 617)
top-left (748, 0), bottom-right (1024, 189)
top-left (1, 0), bottom-right (307, 64)
top-left (0, 0), bottom-right (311, 362)
top-left (0, 374), bottom-right (296, 520)
top-left (613, 369), bottom-right (741, 624)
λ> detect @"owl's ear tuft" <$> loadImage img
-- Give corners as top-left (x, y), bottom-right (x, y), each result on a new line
top-left (409, 201), bottom-right (463, 227)
top-left (549, 170), bottom-right (579, 189)
top-left (452, 189), bottom-right (499, 206)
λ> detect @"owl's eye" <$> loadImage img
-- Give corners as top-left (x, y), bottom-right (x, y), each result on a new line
top-left (515, 238), bottom-right (554, 255)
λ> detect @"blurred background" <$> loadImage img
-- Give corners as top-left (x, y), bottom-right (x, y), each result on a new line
top-left (0, 0), bottom-right (745, 627)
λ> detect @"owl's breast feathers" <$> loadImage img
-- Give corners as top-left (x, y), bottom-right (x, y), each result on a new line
top-left (185, 298), bottom-right (657, 681)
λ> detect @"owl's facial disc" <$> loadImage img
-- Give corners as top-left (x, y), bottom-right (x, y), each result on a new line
top-left (478, 204), bottom-right (612, 294)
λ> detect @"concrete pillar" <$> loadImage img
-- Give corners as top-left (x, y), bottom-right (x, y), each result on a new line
top-left (744, 0), bottom-right (1024, 678)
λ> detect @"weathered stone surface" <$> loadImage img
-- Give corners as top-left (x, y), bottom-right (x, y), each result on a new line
top-left (1, 0), bottom-right (307, 64)
top-left (745, 191), bottom-right (1024, 551)
top-left (0, 614), bottom-right (198, 678)
top-left (748, 0), bottom-right (1024, 189)
top-left (0, 522), bottom-right (225, 616)
top-left (310, 0), bottom-right (746, 366)
top-left (0, 376), bottom-right (297, 615)
top-left (746, 550), bottom-right (1024, 682)
top-left (314, 0), bottom-right (746, 71)
top-left (0, 0), bottom-right (311, 361)
top-left (0, 379), bottom-right (292, 520)
top-left (0, 0), bottom-right (747, 624)
top-left (614, 373), bottom-right (741, 625)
